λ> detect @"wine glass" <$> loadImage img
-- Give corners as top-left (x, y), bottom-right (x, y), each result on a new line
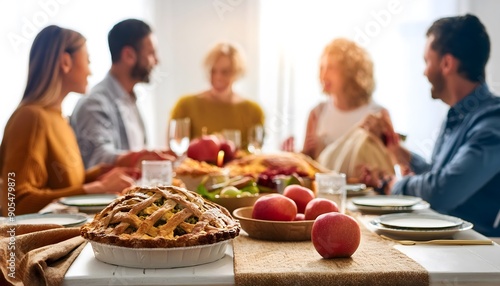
top-left (168, 118), bottom-right (191, 157)
top-left (222, 129), bottom-right (242, 150)
top-left (247, 124), bottom-right (264, 154)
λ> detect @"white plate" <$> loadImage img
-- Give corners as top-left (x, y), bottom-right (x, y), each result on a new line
top-left (59, 194), bottom-right (117, 212)
top-left (378, 213), bottom-right (463, 229)
top-left (369, 219), bottom-right (473, 240)
top-left (352, 195), bottom-right (422, 207)
top-left (89, 240), bottom-right (230, 268)
top-left (348, 200), bottom-right (430, 214)
top-left (3, 213), bottom-right (88, 227)
top-left (345, 184), bottom-right (371, 197)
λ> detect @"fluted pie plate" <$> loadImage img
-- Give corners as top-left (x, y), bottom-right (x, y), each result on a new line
top-left (81, 186), bottom-right (240, 268)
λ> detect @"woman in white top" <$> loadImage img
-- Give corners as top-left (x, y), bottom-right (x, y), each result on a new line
top-left (286, 38), bottom-right (389, 159)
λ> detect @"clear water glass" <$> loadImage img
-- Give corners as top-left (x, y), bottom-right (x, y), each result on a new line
top-left (141, 160), bottom-right (173, 187)
top-left (315, 172), bottom-right (346, 213)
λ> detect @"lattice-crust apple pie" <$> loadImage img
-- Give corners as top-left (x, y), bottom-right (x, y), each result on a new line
top-left (81, 186), bottom-right (240, 248)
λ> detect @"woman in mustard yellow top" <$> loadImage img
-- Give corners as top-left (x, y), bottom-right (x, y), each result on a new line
top-left (0, 26), bottom-right (136, 216)
top-left (170, 43), bottom-right (264, 150)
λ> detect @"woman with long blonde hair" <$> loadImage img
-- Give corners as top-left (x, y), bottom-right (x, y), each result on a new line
top-left (0, 25), bottom-right (136, 215)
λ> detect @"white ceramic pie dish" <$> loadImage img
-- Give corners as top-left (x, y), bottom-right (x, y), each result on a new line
top-left (89, 239), bottom-right (230, 268)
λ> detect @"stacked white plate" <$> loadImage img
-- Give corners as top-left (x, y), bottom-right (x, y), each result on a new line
top-left (350, 195), bottom-right (429, 214)
top-left (370, 213), bottom-right (473, 240)
top-left (1, 213), bottom-right (88, 227)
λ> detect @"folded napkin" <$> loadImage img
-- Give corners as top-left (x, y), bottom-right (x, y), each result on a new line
top-left (318, 127), bottom-right (395, 178)
top-left (0, 224), bottom-right (86, 286)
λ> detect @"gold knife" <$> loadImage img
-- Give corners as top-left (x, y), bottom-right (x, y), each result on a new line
top-left (380, 235), bottom-right (494, 245)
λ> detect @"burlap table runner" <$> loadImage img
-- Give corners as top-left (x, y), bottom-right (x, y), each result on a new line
top-left (233, 216), bottom-right (428, 286)
top-left (0, 224), bottom-right (86, 286)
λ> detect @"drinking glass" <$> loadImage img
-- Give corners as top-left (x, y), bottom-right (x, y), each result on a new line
top-left (142, 160), bottom-right (173, 187)
top-left (247, 125), bottom-right (264, 154)
top-left (168, 118), bottom-right (191, 156)
top-left (315, 172), bottom-right (347, 213)
top-left (222, 129), bottom-right (241, 150)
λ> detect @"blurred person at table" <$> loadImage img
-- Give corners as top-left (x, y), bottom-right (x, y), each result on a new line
top-left (71, 19), bottom-right (173, 169)
top-left (282, 38), bottom-right (390, 160)
top-left (169, 42), bottom-right (264, 150)
top-left (361, 14), bottom-right (500, 237)
top-left (0, 26), bottom-right (136, 216)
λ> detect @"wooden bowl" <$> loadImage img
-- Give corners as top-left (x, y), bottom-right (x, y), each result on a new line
top-left (212, 194), bottom-right (261, 213)
top-left (232, 207), bottom-right (314, 241)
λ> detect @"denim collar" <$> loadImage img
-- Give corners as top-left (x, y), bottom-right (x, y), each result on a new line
top-left (446, 83), bottom-right (491, 127)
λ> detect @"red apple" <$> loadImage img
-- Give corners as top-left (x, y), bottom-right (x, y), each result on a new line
top-left (295, 213), bottom-right (305, 221)
top-left (312, 212), bottom-right (361, 258)
top-left (187, 135), bottom-right (220, 163)
top-left (252, 194), bottom-right (297, 221)
top-left (304, 198), bottom-right (339, 220)
top-left (283, 185), bottom-right (315, 213)
top-left (219, 139), bottom-right (236, 163)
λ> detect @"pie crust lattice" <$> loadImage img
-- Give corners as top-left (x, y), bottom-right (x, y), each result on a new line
top-left (81, 186), bottom-right (240, 248)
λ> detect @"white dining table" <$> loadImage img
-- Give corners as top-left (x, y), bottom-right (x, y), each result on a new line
top-left (64, 215), bottom-right (500, 286)
top-left (361, 215), bottom-right (500, 286)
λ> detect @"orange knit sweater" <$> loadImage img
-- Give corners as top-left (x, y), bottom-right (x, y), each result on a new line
top-left (0, 105), bottom-right (99, 215)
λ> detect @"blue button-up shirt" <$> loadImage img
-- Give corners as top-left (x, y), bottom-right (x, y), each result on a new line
top-left (392, 83), bottom-right (500, 237)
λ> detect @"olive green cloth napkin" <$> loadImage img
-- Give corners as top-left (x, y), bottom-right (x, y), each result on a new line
top-left (0, 224), bottom-right (86, 286)
top-left (233, 219), bottom-right (429, 286)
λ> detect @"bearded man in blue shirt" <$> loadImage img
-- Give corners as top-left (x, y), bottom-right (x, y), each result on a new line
top-left (362, 14), bottom-right (500, 237)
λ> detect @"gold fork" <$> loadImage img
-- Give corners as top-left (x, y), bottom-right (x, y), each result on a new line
top-left (380, 235), bottom-right (493, 245)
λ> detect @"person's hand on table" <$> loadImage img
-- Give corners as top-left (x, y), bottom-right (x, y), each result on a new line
top-left (89, 163), bottom-right (114, 177)
top-left (115, 149), bottom-right (176, 168)
top-left (84, 167), bottom-right (137, 194)
top-left (358, 165), bottom-right (399, 195)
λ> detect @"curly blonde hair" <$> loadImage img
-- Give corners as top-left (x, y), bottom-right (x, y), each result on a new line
top-left (204, 42), bottom-right (246, 79)
top-left (321, 38), bottom-right (375, 107)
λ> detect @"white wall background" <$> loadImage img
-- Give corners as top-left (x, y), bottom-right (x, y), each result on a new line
top-left (1, 0), bottom-right (499, 162)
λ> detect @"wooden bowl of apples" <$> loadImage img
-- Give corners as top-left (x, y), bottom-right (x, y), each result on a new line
top-left (233, 206), bottom-right (314, 241)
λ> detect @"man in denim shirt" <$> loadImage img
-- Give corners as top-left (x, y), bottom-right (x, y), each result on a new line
top-left (363, 14), bottom-right (500, 237)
